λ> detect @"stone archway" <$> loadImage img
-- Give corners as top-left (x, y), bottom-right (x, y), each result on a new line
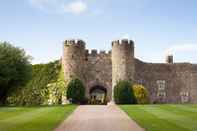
top-left (89, 85), bottom-right (107, 105)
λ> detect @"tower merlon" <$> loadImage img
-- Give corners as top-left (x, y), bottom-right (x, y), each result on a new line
top-left (64, 39), bottom-right (86, 48)
top-left (112, 39), bottom-right (134, 47)
top-left (85, 49), bottom-right (89, 54)
top-left (99, 50), bottom-right (106, 55)
top-left (91, 49), bottom-right (98, 56)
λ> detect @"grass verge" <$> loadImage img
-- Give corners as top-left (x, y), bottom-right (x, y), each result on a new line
top-left (0, 105), bottom-right (77, 131)
top-left (120, 104), bottom-right (197, 131)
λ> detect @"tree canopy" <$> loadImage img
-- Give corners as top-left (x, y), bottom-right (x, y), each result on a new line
top-left (0, 42), bottom-right (32, 105)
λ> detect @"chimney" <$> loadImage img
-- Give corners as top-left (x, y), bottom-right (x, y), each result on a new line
top-left (166, 55), bottom-right (173, 64)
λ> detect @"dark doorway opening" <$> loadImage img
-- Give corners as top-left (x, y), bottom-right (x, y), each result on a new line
top-left (89, 85), bottom-right (107, 105)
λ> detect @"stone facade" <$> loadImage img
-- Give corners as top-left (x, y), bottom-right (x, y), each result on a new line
top-left (62, 39), bottom-right (197, 104)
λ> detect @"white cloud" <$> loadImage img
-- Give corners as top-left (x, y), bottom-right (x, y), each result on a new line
top-left (165, 44), bottom-right (197, 55)
top-left (29, 0), bottom-right (88, 15)
top-left (29, 0), bottom-right (59, 10)
top-left (64, 1), bottom-right (87, 15)
top-left (120, 33), bottom-right (130, 39)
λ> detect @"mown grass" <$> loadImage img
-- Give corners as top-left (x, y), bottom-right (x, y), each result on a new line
top-left (120, 104), bottom-right (197, 131)
top-left (0, 105), bottom-right (77, 131)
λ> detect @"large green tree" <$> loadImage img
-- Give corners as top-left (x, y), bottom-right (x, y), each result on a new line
top-left (0, 42), bottom-right (32, 105)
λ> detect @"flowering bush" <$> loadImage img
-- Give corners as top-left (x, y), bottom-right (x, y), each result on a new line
top-left (133, 84), bottom-right (149, 104)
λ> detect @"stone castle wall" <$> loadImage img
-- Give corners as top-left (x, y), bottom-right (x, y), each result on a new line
top-left (62, 39), bottom-right (197, 103)
top-left (62, 40), bottom-right (86, 82)
top-left (111, 39), bottom-right (135, 101)
top-left (84, 50), bottom-right (112, 101)
top-left (190, 66), bottom-right (197, 103)
top-left (62, 40), bottom-right (112, 101)
top-left (111, 40), bottom-right (135, 85)
top-left (134, 59), bottom-right (197, 103)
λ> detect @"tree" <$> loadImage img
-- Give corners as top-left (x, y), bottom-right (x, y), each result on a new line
top-left (66, 78), bottom-right (85, 104)
top-left (114, 80), bottom-right (136, 104)
top-left (133, 84), bottom-right (149, 104)
top-left (0, 42), bottom-right (32, 105)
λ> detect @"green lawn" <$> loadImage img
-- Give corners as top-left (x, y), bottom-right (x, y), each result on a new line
top-left (0, 105), bottom-right (77, 131)
top-left (120, 104), bottom-right (197, 131)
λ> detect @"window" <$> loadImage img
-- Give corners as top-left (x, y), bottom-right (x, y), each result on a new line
top-left (137, 79), bottom-right (145, 85)
top-left (156, 80), bottom-right (166, 97)
top-left (180, 92), bottom-right (189, 103)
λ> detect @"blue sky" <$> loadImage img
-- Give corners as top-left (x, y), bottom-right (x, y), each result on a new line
top-left (0, 0), bottom-right (197, 64)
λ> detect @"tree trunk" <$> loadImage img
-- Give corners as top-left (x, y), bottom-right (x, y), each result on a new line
top-left (0, 88), bottom-right (8, 106)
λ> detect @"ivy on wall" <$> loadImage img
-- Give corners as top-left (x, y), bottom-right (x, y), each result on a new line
top-left (6, 60), bottom-right (66, 106)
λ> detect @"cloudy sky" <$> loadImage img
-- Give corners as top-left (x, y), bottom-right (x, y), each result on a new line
top-left (0, 0), bottom-right (197, 64)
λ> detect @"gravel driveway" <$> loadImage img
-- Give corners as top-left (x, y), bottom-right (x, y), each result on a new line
top-left (55, 105), bottom-right (144, 131)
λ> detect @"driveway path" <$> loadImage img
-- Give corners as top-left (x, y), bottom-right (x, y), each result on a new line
top-left (55, 105), bottom-right (144, 131)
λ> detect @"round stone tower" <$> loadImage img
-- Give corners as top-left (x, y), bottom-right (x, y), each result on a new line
top-left (62, 39), bottom-right (86, 82)
top-left (111, 39), bottom-right (135, 101)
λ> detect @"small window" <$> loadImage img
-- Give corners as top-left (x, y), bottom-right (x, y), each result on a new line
top-left (137, 79), bottom-right (145, 85)
top-left (156, 80), bottom-right (166, 97)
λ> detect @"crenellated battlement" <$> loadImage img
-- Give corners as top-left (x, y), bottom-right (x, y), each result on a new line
top-left (112, 39), bottom-right (134, 47)
top-left (91, 49), bottom-right (98, 56)
top-left (85, 49), bottom-right (111, 57)
top-left (64, 39), bottom-right (85, 48)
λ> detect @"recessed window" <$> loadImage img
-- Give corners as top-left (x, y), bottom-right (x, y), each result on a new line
top-left (156, 80), bottom-right (166, 97)
top-left (137, 79), bottom-right (145, 85)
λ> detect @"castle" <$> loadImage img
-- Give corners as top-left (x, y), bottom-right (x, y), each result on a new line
top-left (62, 39), bottom-right (197, 104)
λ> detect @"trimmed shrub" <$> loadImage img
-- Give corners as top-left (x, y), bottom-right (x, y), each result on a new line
top-left (133, 84), bottom-right (149, 104)
top-left (66, 78), bottom-right (85, 104)
top-left (114, 80), bottom-right (136, 104)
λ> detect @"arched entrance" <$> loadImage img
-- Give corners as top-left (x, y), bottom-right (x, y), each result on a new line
top-left (89, 85), bottom-right (107, 105)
